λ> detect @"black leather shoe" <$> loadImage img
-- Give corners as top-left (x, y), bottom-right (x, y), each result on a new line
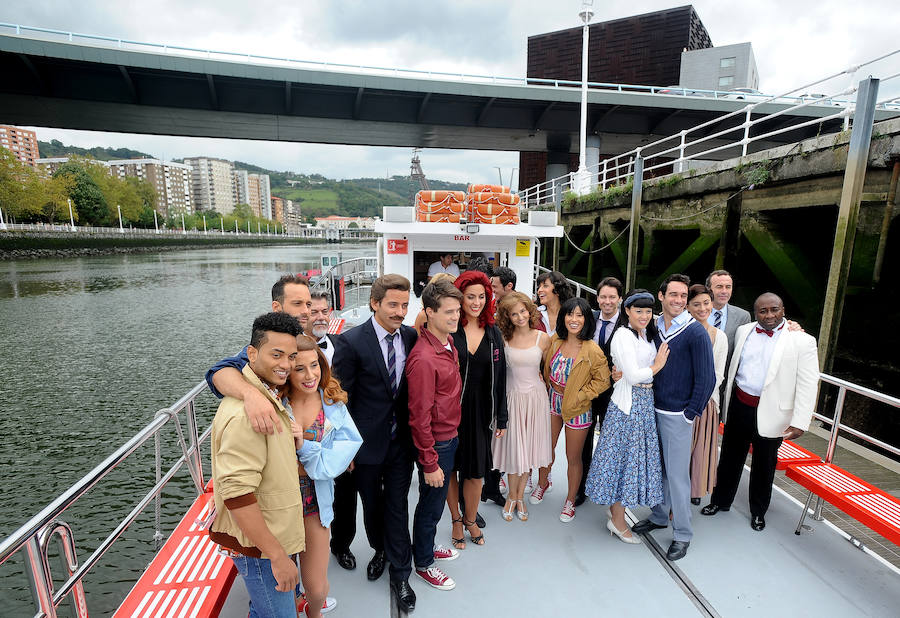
top-left (690, 497), bottom-right (701, 505)
top-left (474, 511), bottom-right (486, 528)
top-left (700, 504), bottom-right (730, 516)
top-left (367, 550), bottom-right (386, 581)
top-left (666, 540), bottom-right (690, 561)
top-left (390, 579), bottom-right (416, 613)
top-left (332, 549), bottom-right (356, 571)
top-left (750, 515), bottom-right (766, 531)
top-left (631, 519), bottom-right (667, 534)
top-left (573, 493), bottom-right (587, 507)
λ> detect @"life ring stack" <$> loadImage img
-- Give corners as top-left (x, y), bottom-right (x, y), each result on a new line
top-left (466, 184), bottom-right (520, 224)
top-left (415, 190), bottom-right (466, 222)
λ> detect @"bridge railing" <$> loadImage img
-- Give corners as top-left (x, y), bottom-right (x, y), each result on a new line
top-left (0, 22), bottom-right (823, 103)
top-left (519, 51), bottom-right (900, 210)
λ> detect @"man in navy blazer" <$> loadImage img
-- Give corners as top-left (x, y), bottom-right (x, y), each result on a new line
top-left (330, 274), bottom-right (419, 612)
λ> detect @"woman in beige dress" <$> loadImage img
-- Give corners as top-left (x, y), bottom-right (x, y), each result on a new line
top-left (686, 284), bottom-right (728, 502)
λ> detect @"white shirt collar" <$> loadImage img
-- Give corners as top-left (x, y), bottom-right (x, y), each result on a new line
top-left (371, 315), bottom-right (398, 342)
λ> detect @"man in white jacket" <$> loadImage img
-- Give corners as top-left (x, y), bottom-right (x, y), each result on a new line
top-left (701, 293), bottom-right (819, 531)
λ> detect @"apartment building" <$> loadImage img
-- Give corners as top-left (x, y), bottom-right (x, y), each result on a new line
top-left (233, 169), bottom-right (249, 206)
top-left (183, 157), bottom-right (236, 214)
top-left (247, 173), bottom-right (272, 219)
top-left (108, 159), bottom-right (193, 216)
top-left (282, 199), bottom-right (301, 233)
top-left (0, 125), bottom-right (40, 167)
top-left (271, 196), bottom-right (285, 223)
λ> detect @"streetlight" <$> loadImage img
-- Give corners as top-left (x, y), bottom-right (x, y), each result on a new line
top-left (494, 167), bottom-right (504, 187)
top-left (67, 198), bottom-right (76, 231)
top-left (220, 216), bottom-right (224, 234)
top-left (181, 213), bottom-right (186, 235)
top-left (203, 215), bottom-right (207, 234)
top-left (0, 205), bottom-right (7, 231)
top-left (574, 0), bottom-right (595, 196)
top-left (117, 204), bottom-right (124, 233)
top-left (153, 209), bottom-right (159, 234)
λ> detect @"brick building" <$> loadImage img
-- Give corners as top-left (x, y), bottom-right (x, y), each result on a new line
top-left (108, 158), bottom-right (193, 216)
top-left (520, 6), bottom-right (713, 190)
top-left (0, 125), bottom-right (40, 167)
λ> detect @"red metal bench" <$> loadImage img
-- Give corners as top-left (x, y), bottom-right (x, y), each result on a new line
top-left (114, 487), bottom-right (236, 618)
top-left (786, 462), bottom-right (900, 545)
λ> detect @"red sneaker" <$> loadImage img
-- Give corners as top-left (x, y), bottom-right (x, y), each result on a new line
top-left (433, 544), bottom-right (459, 561)
top-left (415, 566), bottom-right (456, 590)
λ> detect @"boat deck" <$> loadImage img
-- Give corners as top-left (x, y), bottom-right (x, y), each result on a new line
top-left (219, 435), bottom-right (900, 617)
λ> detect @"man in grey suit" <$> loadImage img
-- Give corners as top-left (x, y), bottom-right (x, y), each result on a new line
top-left (707, 270), bottom-right (751, 374)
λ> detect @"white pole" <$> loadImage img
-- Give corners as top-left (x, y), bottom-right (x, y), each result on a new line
top-left (247, 221), bottom-right (250, 234)
top-left (153, 209), bottom-right (159, 234)
top-left (181, 213), bottom-right (186, 235)
top-left (235, 219), bottom-right (238, 234)
top-left (575, 1), bottom-right (594, 196)
top-left (67, 198), bottom-right (75, 231)
top-left (0, 205), bottom-right (7, 231)
top-left (203, 215), bottom-right (207, 234)
top-left (117, 204), bottom-right (124, 233)
top-left (220, 216), bottom-right (224, 234)
top-left (257, 222), bottom-right (261, 235)
top-left (266, 223), bottom-right (270, 235)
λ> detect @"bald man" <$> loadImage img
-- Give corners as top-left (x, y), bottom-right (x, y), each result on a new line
top-left (701, 293), bottom-right (819, 531)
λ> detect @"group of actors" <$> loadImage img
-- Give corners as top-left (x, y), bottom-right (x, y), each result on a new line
top-left (204, 261), bottom-right (819, 617)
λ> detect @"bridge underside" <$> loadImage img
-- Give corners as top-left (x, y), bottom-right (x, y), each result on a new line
top-left (0, 35), bottom-right (855, 155)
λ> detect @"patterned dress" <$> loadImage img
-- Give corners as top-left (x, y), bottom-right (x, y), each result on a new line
top-left (298, 407), bottom-right (326, 517)
top-left (585, 331), bottom-right (664, 507)
top-left (548, 349), bottom-right (591, 429)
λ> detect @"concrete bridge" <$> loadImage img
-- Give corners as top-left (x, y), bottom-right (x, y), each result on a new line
top-left (0, 25), bottom-right (865, 179)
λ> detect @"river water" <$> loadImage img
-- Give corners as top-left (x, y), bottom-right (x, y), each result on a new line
top-left (0, 244), bottom-right (372, 616)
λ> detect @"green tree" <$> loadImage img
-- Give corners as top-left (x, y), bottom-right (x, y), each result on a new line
top-left (0, 149), bottom-right (43, 221)
top-left (54, 158), bottom-right (110, 225)
top-left (40, 174), bottom-right (75, 223)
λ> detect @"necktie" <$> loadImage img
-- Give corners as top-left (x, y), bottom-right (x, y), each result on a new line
top-left (385, 333), bottom-right (398, 439)
top-left (318, 340), bottom-right (328, 349)
top-left (714, 310), bottom-right (722, 329)
top-left (598, 320), bottom-right (610, 345)
top-left (755, 326), bottom-right (774, 337)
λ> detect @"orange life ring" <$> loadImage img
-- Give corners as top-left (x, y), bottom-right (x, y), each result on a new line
top-left (416, 201), bottom-right (465, 214)
top-left (472, 213), bottom-right (519, 225)
top-left (467, 192), bottom-right (520, 206)
top-left (416, 190), bottom-right (465, 203)
top-left (417, 212), bottom-right (461, 223)
top-left (468, 184), bottom-right (509, 194)
top-left (473, 204), bottom-right (519, 216)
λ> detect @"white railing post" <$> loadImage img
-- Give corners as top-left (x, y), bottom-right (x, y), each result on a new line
top-left (742, 105), bottom-right (753, 157)
top-left (678, 130), bottom-right (687, 173)
top-left (601, 159), bottom-right (608, 190)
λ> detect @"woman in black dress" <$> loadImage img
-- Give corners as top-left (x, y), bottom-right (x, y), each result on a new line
top-left (447, 270), bottom-right (507, 549)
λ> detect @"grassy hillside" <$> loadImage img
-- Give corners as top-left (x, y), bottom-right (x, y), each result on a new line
top-left (37, 140), bottom-right (153, 161)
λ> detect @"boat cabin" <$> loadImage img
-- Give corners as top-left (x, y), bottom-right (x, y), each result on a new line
top-left (373, 206), bottom-right (562, 325)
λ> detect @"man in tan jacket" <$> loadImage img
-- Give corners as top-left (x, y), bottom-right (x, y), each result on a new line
top-left (209, 312), bottom-right (304, 617)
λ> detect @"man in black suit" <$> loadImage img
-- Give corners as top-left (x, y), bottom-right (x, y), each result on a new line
top-left (575, 276), bottom-right (622, 506)
top-left (330, 274), bottom-right (419, 612)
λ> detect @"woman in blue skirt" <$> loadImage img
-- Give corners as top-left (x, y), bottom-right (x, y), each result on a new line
top-left (585, 289), bottom-right (670, 544)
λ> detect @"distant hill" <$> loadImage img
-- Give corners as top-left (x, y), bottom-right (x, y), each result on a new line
top-left (35, 140), bottom-right (468, 219)
top-left (37, 140), bottom-right (154, 161)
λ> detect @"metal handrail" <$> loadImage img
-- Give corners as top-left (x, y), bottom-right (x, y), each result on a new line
top-left (0, 379), bottom-right (212, 617)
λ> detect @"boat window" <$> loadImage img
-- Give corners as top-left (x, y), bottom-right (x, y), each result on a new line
top-left (412, 251), bottom-right (502, 296)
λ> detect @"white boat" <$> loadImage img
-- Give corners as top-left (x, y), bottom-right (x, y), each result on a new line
top-left (2, 208), bottom-right (899, 618)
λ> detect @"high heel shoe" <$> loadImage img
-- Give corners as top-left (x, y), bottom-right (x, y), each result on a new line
top-left (607, 519), bottom-right (641, 544)
top-left (501, 500), bottom-right (514, 522)
top-left (451, 516), bottom-right (466, 550)
top-left (515, 500), bottom-right (528, 521)
top-left (464, 518), bottom-right (485, 545)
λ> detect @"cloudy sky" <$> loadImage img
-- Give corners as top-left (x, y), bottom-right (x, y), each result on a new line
top-left (3, 0), bottom-right (898, 186)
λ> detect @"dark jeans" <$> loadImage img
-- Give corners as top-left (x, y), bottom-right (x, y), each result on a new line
top-left (711, 396), bottom-right (783, 517)
top-left (331, 439), bottom-right (414, 582)
top-left (412, 437), bottom-right (458, 569)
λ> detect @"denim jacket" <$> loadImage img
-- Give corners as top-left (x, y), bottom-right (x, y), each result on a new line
top-left (294, 391), bottom-right (363, 528)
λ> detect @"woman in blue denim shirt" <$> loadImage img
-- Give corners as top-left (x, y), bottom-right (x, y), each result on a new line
top-left (288, 335), bottom-right (363, 617)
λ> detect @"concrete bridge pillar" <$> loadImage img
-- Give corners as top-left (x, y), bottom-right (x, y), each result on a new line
top-left (545, 133), bottom-right (571, 182)
top-left (586, 136), bottom-right (601, 191)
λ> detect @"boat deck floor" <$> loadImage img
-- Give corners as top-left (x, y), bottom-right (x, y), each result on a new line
top-left (221, 437), bottom-right (900, 617)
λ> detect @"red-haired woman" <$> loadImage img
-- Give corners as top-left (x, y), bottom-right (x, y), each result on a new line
top-left (446, 270), bottom-right (508, 549)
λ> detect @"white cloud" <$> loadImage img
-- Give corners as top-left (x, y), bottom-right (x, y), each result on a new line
top-left (4, 0), bottom-right (899, 190)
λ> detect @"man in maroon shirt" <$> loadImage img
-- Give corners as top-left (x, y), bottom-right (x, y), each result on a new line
top-left (406, 279), bottom-right (464, 593)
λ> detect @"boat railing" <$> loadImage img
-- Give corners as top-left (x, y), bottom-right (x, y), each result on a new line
top-left (535, 264), bottom-right (597, 300)
top-left (0, 379), bottom-right (213, 618)
top-left (311, 256), bottom-right (378, 312)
